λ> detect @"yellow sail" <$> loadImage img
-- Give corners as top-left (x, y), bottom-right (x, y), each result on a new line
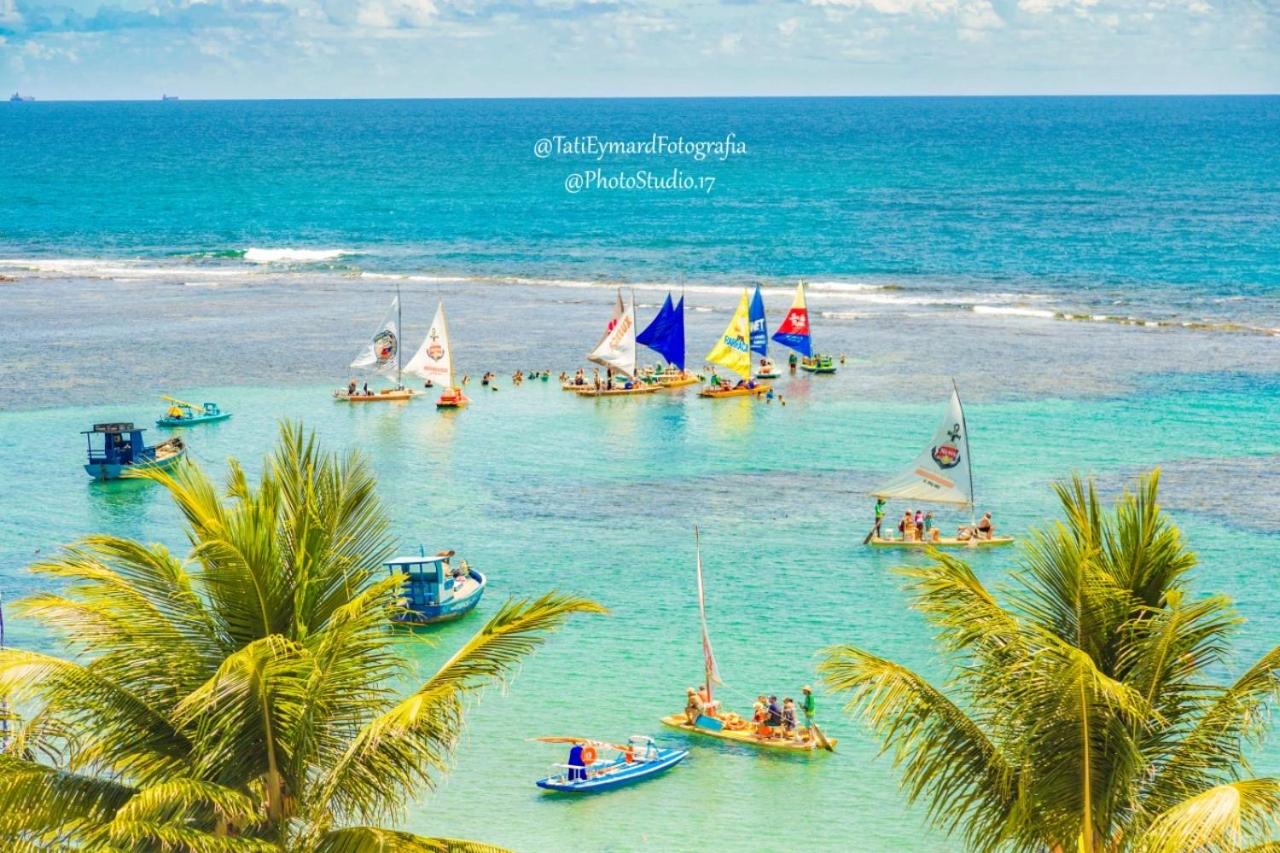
top-left (705, 290), bottom-right (753, 379)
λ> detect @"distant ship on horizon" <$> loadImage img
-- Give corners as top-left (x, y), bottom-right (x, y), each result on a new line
top-left (9, 92), bottom-right (34, 102)
top-left (162, 94), bottom-right (179, 101)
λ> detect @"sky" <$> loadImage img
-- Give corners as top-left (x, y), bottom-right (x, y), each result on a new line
top-left (0, 0), bottom-right (1277, 99)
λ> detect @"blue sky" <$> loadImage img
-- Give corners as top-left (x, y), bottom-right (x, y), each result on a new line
top-left (1, 0), bottom-right (1276, 98)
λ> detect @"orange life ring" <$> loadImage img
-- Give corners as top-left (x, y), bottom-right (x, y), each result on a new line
top-left (580, 745), bottom-right (597, 764)
top-left (623, 746), bottom-right (635, 764)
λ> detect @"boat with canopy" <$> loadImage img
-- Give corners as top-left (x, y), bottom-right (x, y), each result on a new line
top-left (404, 301), bottom-right (468, 409)
top-left (773, 283), bottom-right (835, 374)
top-left (699, 290), bottom-right (770, 399)
top-left (156, 396), bottom-right (230, 427)
top-left (334, 292), bottom-right (420, 402)
top-left (660, 528), bottom-right (835, 753)
top-left (866, 382), bottom-right (1013, 548)
top-left (82, 422), bottom-right (185, 481)
top-left (749, 286), bottom-right (779, 379)
top-left (533, 736), bottom-right (687, 793)
top-left (575, 290), bottom-right (660, 397)
top-left (636, 293), bottom-right (700, 388)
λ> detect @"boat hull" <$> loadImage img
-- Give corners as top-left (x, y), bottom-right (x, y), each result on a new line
top-left (799, 364), bottom-right (837, 374)
top-left (535, 748), bottom-right (688, 793)
top-left (156, 413), bottom-right (231, 427)
top-left (755, 372), bottom-right (781, 380)
top-left (698, 384), bottom-right (771, 399)
top-left (574, 385), bottom-right (662, 397)
top-left (85, 449), bottom-right (185, 481)
top-left (335, 388), bottom-right (419, 402)
top-left (659, 714), bottom-right (835, 752)
top-left (436, 390), bottom-right (469, 409)
top-left (394, 570), bottom-right (486, 625)
top-left (868, 536), bottom-right (1015, 549)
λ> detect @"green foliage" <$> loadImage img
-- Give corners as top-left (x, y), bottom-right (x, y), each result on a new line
top-left (822, 471), bottom-right (1280, 852)
top-left (0, 422), bottom-right (605, 851)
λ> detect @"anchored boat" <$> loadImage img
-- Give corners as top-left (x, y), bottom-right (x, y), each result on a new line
top-left (865, 382), bottom-right (1013, 549)
top-left (156, 396), bottom-right (230, 427)
top-left (660, 529), bottom-right (835, 753)
top-left (534, 736), bottom-right (687, 793)
top-left (82, 422), bottom-right (185, 481)
top-left (404, 301), bottom-right (468, 409)
top-left (699, 290), bottom-right (771, 399)
top-left (335, 291), bottom-right (420, 402)
top-left (386, 550), bottom-right (486, 625)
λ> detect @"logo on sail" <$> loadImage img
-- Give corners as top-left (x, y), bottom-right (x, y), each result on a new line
top-left (426, 328), bottom-right (444, 361)
top-left (932, 425), bottom-right (962, 469)
top-left (373, 329), bottom-right (398, 365)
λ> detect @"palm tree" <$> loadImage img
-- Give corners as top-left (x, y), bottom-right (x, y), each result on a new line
top-left (821, 471), bottom-right (1280, 852)
top-left (0, 423), bottom-right (605, 851)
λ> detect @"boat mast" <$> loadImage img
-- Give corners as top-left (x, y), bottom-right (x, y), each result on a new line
top-left (396, 285), bottom-right (403, 388)
top-left (695, 526), bottom-right (712, 704)
top-left (954, 378), bottom-right (977, 528)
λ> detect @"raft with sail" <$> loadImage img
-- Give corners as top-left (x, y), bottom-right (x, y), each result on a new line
top-left (660, 529), bottom-right (834, 753)
top-left (772, 283), bottom-right (835, 374)
top-left (699, 290), bottom-right (770, 399)
top-left (404, 302), bottom-right (468, 409)
top-left (636, 293), bottom-right (701, 388)
top-left (575, 290), bottom-right (659, 397)
top-left (866, 383), bottom-right (1012, 548)
top-left (749, 286), bottom-right (779, 379)
top-left (335, 293), bottom-right (419, 402)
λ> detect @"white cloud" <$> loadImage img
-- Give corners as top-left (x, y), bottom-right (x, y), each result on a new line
top-left (778, 17), bottom-right (800, 38)
top-left (352, 0), bottom-right (438, 29)
top-left (718, 32), bottom-right (742, 54)
top-left (809, 0), bottom-right (959, 16)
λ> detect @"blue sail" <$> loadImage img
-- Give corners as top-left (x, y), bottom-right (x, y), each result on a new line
top-left (749, 286), bottom-right (768, 356)
top-left (636, 293), bottom-right (686, 369)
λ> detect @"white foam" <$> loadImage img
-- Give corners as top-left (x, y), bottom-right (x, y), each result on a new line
top-left (243, 247), bottom-right (353, 263)
top-left (971, 305), bottom-right (1058, 319)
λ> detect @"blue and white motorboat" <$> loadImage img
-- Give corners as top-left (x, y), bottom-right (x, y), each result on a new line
top-left (535, 736), bottom-right (688, 794)
top-left (82, 422), bottom-right (185, 481)
top-left (386, 551), bottom-right (487, 625)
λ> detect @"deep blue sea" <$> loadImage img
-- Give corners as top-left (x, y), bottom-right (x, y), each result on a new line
top-left (3, 96), bottom-right (1279, 329)
top-left (2, 97), bottom-right (1279, 851)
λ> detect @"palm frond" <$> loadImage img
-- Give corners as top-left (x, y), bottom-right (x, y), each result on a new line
top-left (0, 754), bottom-right (134, 842)
top-left (1135, 778), bottom-right (1280, 852)
top-left (314, 594), bottom-right (605, 824)
top-left (313, 826), bottom-right (510, 853)
top-left (819, 645), bottom-right (1018, 850)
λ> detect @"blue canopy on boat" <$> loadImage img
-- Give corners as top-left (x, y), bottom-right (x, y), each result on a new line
top-left (636, 293), bottom-right (685, 369)
top-left (749, 286), bottom-right (768, 357)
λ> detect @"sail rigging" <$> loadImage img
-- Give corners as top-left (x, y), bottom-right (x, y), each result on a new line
top-left (636, 293), bottom-right (686, 370)
top-left (588, 289), bottom-right (638, 378)
top-left (704, 290), bottom-right (753, 380)
top-left (350, 294), bottom-right (403, 383)
top-left (771, 283), bottom-right (813, 357)
top-left (405, 301), bottom-right (455, 388)
top-left (870, 385), bottom-right (975, 507)
top-left (694, 527), bottom-right (722, 700)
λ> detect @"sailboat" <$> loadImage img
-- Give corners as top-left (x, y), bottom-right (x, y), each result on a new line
top-left (659, 528), bottom-right (835, 753)
top-left (866, 382), bottom-right (1013, 548)
top-left (334, 293), bottom-right (419, 402)
top-left (773, 283), bottom-right (835, 374)
top-left (405, 302), bottom-right (468, 409)
top-left (699, 289), bottom-right (770, 398)
top-left (749, 286), bottom-right (779, 379)
top-left (575, 289), bottom-right (661, 397)
top-left (636, 293), bottom-right (700, 388)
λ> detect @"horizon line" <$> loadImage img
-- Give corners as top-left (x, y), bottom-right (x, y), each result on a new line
top-left (7, 92), bottom-right (1280, 103)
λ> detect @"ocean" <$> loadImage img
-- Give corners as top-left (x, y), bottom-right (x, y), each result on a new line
top-left (1, 96), bottom-right (1278, 851)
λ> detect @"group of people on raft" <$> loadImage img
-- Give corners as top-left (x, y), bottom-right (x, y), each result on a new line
top-left (683, 684), bottom-right (818, 742)
top-left (875, 497), bottom-right (997, 542)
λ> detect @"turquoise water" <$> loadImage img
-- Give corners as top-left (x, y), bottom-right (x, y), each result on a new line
top-left (3, 96), bottom-right (1280, 850)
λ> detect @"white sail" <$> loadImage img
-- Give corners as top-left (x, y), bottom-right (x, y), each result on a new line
top-left (350, 295), bottom-right (402, 380)
top-left (404, 301), bottom-right (454, 387)
top-left (871, 387), bottom-right (974, 506)
top-left (695, 527), bottom-right (722, 688)
top-left (587, 289), bottom-right (637, 378)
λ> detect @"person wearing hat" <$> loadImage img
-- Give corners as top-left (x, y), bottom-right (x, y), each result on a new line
top-left (802, 685), bottom-right (817, 736)
top-left (684, 687), bottom-right (704, 725)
